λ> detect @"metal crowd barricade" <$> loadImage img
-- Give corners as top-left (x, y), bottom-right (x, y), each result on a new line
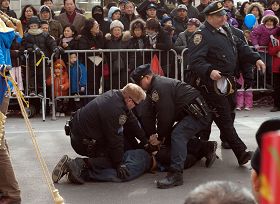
top-left (9, 50), bottom-right (47, 121)
top-left (180, 46), bottom-right (273, 92)
top-left (50, 49), bottom-right (178, 120)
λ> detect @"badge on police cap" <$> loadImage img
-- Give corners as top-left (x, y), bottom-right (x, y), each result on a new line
top-left (193, 33), bottom-right (202, 45)
top-left (119, 114), bottom-right (127, 126)
top-left (151, 90), bottom-right (159, 102)
top-left (217, 2), bottom-right (222, 8)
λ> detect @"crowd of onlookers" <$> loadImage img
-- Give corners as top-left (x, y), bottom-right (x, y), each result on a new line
top-left (1, 0), bottom-right (279, 114)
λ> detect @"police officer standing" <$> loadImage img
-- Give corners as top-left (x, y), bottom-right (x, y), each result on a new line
top-left (188, 1), bottom-right (266, 166)
top-left (130, 64), bottom-right (212, 189)
top-left (52, 83), bottom-right (151, 184)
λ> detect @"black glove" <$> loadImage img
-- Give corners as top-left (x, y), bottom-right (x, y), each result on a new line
top-left (33, 45), bottom-right (42, 55)
top-left (236, 82), bottom-right (242, 90)
top-left (116, 164), bottom-right (130, 179)
top-left (27, 47), bottom-right (34, 54)
top-left (145, 143), bottom-right (160, 154)
top-left (244, 78), bottom-right (253, 90)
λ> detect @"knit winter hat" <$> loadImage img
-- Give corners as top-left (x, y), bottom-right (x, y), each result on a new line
top-left (161, 15), bottom-right (173, 26)
top-left (110, 20), bottom-right (124, 30)
top-left (28, 16), bottom-right (41, 26)
top-left (108, 6), bottom-right (121, 21)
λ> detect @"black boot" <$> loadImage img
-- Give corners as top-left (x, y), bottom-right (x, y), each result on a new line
top-left (204, 141), bottom-right (218, 168)
top-left (156, 169), bottom-right (183, 189)
top-left (237, 151), bottom-right (253, 166)
top-left (66, 158), bottom-right (86, 184)
top-left (221, 141), bottom-right (231, 149)
top-left (52, 155), bottom-right (70, 183)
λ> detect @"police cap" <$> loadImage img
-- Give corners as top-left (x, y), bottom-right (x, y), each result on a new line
top-left (130, 64), bottom-right (152, 85)
top-left (203, 1), bottom-right (227, 16)
top-left (251, 118), bottom-right (280, 174)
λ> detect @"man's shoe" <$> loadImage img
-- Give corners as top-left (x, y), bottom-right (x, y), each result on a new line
top-left (205, 141), bottom-right (218, 168)
top-left (52, 155), bottom-right (69, 183)
top-left (238, 151), bottom-right (253, 166)
top-left (66, 158), bottom-right (86, 184)
top-left (156, 171), bottom-right (183, 189)
top-left (270, 107), bottom-right (280, 112)
top-left (221, 141), bottom-right (231, 149)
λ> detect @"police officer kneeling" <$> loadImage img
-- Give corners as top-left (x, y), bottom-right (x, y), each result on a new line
top-left (52, 83), bottom-right (150, 184)
top-left (130, 64), bottom-right (211, 189)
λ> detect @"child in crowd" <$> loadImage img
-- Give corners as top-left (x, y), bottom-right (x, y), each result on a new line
top-left (69, 53), bottom-right (87, 111)
top-left (46, 59), bottom-right (69, 116)
top-left (268, 30), bottom-right (280, 112)
top-left (108, 6), bottom-right (121, 22)
top-left (57, 25), bottom-right (79, 65)
top-left (40, 20), bottom-right (50, 34)
top-left (245, 2), bottom-right (264, 28)
top-left (269, 0), bottom-right (280, 19)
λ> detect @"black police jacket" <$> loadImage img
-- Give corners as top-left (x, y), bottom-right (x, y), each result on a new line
top-left (188, 21), bottom-right (260, 88)
top-left (72, 90), bottom-right (145, 166)
top-left (139, 75), bottom-right (200, 141)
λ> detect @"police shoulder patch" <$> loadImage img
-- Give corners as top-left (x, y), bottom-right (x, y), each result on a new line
top-left (119, 114), bottom-right (127, 126)
top-left (151, 90), bottom-right (159, 102)
top-left (193, 33), bottom-right (202, 45)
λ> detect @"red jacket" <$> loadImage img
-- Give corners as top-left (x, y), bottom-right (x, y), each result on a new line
top-left (268, 36), bottom-right (280, 73)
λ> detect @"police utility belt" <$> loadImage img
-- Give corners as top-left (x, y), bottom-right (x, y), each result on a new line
top-left (64, 110), bottom-right (97, 151)
top-left (184, 97), bottom-right (209, 119)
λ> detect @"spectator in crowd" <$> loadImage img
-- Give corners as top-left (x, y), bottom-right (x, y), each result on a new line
top-left (174, 18), bottom-right (201, 81)
top-left (161, 15), bottom-right (173, 28)
top-left (108, 6), bottom-right (121, 22)
top-left (57, 24), bottom-right (79, 65)
top-left (92, 5), bottom-right (110, 35)
top-left (251, 119), bottom-right (280, 202)
top-left (118, 0), bottom-right (127, 14)
top-left (145, 18), bottom-right (172, 75)
top-left (103, 1), bottom-right (118, 19)
top-left (46, 59), bottom-right (69, 117)
top-left (145, 3), bottom-right (158, 20)
top-left (137, 0), bottom-right (168, 21)
top-left (0, 0), bottom-right (16, 18)
top-left (245, 2), bottom-right (265, 27)
top-left (251, 0), bottom-right (268, 8)
top-left (57, 0), bottom-right (86, 34)
top-left (21, 16), bottom-right (61, 96)
top-left (68, 53), bottom-right (87, 111)
top-left (79, 18), bottom-right (105, 95)
top-left (40, 0), bottom-right (56, 19)
top-left (235, 1), bottom-right (250, 29)
top-left (269, 0), bottom-right (280, 19)
top-left (120, 1), bottom-right (137, 31)
top-left (128, 19), bottom-right (149, 71)
top-left (251, 10), bottom-right (280, 86)
top-left (223, 0), bottom-right (237, 18)
top-left (177, 0), bottom-right (199, 19)
top-left (173, 4), bottom-right (189, 39)
top-left (225, 8), bottom-right (239, 28)
top-left (19, 4), bottom-right (38, 33)
top-left (39, 5), bottom-right (63, 40)
top-left (184, 181), bottom-right (256, 204)
top-left (105, 20), bottom-right (130, 90)
top-left (268, 29), bottom-right (280, 112)
top-left (196, 0), bottom-right (210, 22)
top-left (40, 20), bottom-right (50, 33)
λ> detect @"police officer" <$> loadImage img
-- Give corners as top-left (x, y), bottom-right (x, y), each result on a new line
top-left (130, 64), bottom-right (212, 189)
top-left (52, 83), bottom-right (150, 184)
top-left (188, 1), bottom-right (266, 166)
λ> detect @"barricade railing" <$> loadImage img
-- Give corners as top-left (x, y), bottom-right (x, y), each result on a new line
top-left (9, 50), bottom-right (48, 121)
top-left (50, 49), bottom-right (178, 120)
top-left (180, 46), bottom-right (274, 92)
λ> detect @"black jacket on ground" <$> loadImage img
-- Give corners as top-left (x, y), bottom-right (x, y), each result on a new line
top-left (139, 75), bottom-right (201, 142)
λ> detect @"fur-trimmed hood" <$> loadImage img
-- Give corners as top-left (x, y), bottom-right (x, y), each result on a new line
top-left (261, 10), bottom-right (279, 25)
top-left (129, 18), bottom-right (146, 37)
top-left (105, 31), bottom-right (131, 41)
top-left (247, 2), bottom-right (265, 17)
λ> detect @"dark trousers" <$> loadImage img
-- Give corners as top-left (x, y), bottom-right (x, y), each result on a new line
top-left (83, 149), bottom-right (150, 182)
top-left (170, 114), bottom-right (211, 171)
top-left (273, 73), bottom-right (280, 108)
top-left (203, 92), bottom-right (247, 158)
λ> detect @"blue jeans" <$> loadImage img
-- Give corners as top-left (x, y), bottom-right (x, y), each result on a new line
top-left (170, 114), bottom-right (211, 171)
top-left (84, 149), bottom-right (150, 182)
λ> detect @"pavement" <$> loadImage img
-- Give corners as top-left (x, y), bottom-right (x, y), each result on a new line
top-left (4, 107), bottom-right (279, 204)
